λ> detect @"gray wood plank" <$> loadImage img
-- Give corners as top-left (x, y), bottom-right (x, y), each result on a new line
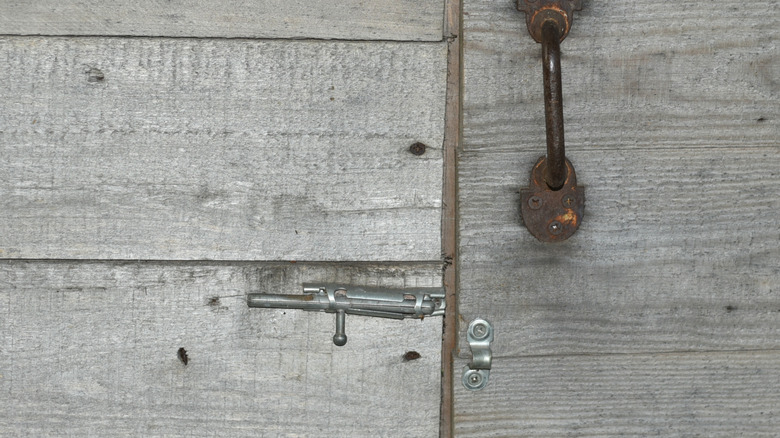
top-left (0, 38), bottom-right (447, 261)
top-left (458, 148), bottom-right (780, 358)
top-left (0, 261), bottom-right (443, 437)
top-left (462, 0), bottom-right (778, 153)
top-left (457, 0), bottom-right (780, 358)
top-left (455, 0), bottom-right (780, 435)
top-left (454, 351), bottom-right (780, 437)
top-left (0, 0), bottom-right (444, 41)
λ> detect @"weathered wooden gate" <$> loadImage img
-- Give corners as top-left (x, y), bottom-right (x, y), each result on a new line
top-left (2, 0), bottom-right (779, 436)
top-left (453, 0), bottom-right (780, 436)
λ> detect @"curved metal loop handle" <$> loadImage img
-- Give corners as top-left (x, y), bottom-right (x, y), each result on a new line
top-left (541, 20), bottom-right (566, 191)
top-left (517, 0), bottom-right (585, 242)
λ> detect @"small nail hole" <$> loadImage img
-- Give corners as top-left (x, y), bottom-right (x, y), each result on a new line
top-left (86, 67), bottom-right (105, 83)
top-left (177, 347), bottom-right (189, 365)
top-left (403, 351), bottom-right (422, 361)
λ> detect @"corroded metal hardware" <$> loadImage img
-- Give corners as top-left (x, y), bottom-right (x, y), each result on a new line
top-left (518, 0), bottom-right (585, 242)
top-left (517, 0), bottom-right (581, 44)
top-left (462, 318), bottom-right (493, 391)
top-left (520, 157), bottom-right (584, 242)
top-left (247, 284), bottom-right (445, 346)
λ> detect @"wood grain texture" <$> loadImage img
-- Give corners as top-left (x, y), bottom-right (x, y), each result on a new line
top-left (457, 0), bottom-right (780, 357)
top-left (456, 0), bottom-right (779, 435)
top-left (0, 38), bottom-right (447, 261)
top-left (454, 351), bottom-right (780, 437)
top-left (459, 148), bottom-right (780, 357)
top-left (0, 261), bottom-right (443, 437)
top-left (0, 0), bottom-right (444, 41)
top-left (462, 1), bottom-right (779, 154)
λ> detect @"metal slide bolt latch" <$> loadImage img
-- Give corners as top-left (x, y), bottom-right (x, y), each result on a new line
top-left (247, 284), bottom-right (445, 346)
top-left (462, 319), bottom-right (494, 391)
top-left (517, 0), bottom-right (585, 242)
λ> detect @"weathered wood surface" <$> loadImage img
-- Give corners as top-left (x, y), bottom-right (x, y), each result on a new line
top-left (454, 351), bottom-right (780, 437)
top-left (0, 0), bottom-right (444, 41)
top-left (459, 148), bottom-right (780, 357)
top-left (439, 0), bottom-right (462, 433)
top-left (0, 261), bottom-right (443, 436)
top-left (455, 0), bottom-right (779, 435)
top-left (461, 1), bottom-right (778, 154)
top-left (0, 38), bottom-right (447, 261)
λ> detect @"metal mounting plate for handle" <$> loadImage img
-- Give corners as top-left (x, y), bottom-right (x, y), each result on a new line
top-left (520, 157), bottom-right (584, 241)
top-left (517, 0), bottom-right (585, 242)
top-left (517, 0), bottom-right (582, 43)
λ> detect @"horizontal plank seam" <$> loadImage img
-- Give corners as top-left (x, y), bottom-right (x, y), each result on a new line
top-left (464, 144), bottom-right (779, 153)
top-left (0, 259), bottom-right (446, 267)
top-left (488, 347), bottom-right (780, 361)
top-left (0, 33), bottom-right (447, 44)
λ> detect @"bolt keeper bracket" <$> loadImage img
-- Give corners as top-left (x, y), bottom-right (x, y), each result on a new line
top-left (462, 318), bottom-right (494, 391)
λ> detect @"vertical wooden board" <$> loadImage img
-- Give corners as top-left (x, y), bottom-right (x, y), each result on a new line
top-left (454, 352), bottom-right (780, 437)
top-left (456, 0), bottom-right (780, 435)
top-left (457, 0), bottom-right (780, 357)
top-left (0, 261), bottom-right (443, 436)
top-left (0, 38), bottom-right (447, 261)
top-left (0, 0), bottom-right (445, 41)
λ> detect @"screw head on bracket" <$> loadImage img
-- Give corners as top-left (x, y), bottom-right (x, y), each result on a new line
top-left (467, 319), bottom-right (493, 343)
top-left (471, 322), bottom-right (489, 340)
top-left (462, 367), bottom-right (490, 391)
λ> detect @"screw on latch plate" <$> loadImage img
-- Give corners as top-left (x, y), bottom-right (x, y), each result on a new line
top-left (517, 0), bottom-right (585, 242)
top-left (462, 318), bottom-right (493, 391)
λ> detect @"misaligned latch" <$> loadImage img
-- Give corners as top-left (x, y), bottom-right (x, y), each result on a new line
top-left (247, 284), bottom-right (445, 346)
top-left (462, 318), bottom-right (494, 391)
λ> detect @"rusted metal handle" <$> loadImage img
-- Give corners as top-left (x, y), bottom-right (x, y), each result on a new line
top-left (541, 20), bottom-right (565, 190)
top-left (517, 0), bottom-right (585, 242)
